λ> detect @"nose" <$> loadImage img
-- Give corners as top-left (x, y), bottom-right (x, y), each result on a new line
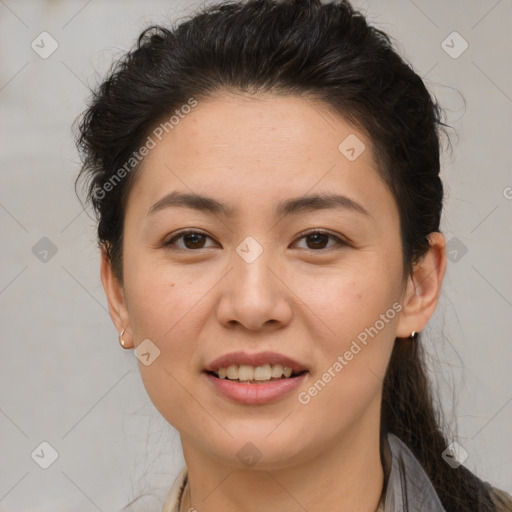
top-left (216, 244), bottom-right (293, 332)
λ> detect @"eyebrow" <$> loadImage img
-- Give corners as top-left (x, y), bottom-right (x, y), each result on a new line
top-left (147, 190), bottom-right (370, 219)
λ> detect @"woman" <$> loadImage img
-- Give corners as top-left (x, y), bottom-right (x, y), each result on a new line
top-left (75, 0), bottom-right (512, 510)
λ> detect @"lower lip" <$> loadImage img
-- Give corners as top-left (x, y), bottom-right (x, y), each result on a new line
top-left (203, 371), bottom-right (308, 405)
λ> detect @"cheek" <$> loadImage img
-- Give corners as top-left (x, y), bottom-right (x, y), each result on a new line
top-left (294, 258), bottom-right (399, 399)
top-left (294, 309), bottom-right (395, 440)
top-left (123, 249), bottom-right (208, 341)
top-left (299, 255), bottom-right (400, 341)
top-left (122, 256), bottom-right (207, 384)
top-left (123, 261), bottom-right (208, 428)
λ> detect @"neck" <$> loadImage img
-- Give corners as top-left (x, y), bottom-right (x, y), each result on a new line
top-left (179, 418), bottom-right (384, 512)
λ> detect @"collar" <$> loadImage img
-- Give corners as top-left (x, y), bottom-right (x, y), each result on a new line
top-left (381, 432), bottom-right (447, 511)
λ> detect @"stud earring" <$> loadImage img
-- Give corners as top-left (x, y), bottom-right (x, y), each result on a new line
top-left (410, 330), bottom-right (417, 339)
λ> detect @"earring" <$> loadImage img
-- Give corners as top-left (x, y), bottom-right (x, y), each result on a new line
top-left (119, 329), bottom-right (126, 348)
top-left (410, 330), bottom-right (417, 339)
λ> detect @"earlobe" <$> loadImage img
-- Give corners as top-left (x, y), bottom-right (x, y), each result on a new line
top-left (396, 232), bottom-right (447, 339)
top-left (100, 245), bottom-right (134, 349)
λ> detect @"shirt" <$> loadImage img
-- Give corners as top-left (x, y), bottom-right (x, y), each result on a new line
top-left (161, 432), bottom-right (512, 512)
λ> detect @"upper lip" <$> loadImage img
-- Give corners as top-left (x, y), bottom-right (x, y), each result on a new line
top-left (204, 351), bottom-right (308, 374)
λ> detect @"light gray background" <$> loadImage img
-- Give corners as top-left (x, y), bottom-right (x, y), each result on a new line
top-left (1, 0), bottom-right (511, 510)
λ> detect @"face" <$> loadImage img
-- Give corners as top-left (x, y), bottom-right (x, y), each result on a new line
top-left (106, 93), bottom-right (416, 469)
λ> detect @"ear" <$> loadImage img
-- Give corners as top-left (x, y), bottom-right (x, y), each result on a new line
top-left (100, 245), bottom-right (134, 348)
top-left (396, 232), bottom-right (447, 338)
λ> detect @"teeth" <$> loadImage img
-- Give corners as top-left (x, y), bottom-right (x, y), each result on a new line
top-left (238, 365), bottom-right (254, 381)
top-left (226, 365), bottom-right (238, 379)
top-left (271, 364), bottom-right (283, 378)
top-left (254, 364), bottom-right (271, 381)
top-left (213, 364), bottom-right (298, 381)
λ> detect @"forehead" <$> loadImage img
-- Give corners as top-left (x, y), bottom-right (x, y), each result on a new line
top-left (155, 92), bottom-right (369, 165)
top-left (125, 92), bottom-right (397, 223)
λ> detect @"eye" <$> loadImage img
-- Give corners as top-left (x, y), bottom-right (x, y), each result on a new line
top-left (293, 230), bottom-right (347, 250)
top-left (162, 229), bottom-right (348, 251)
top-left (163, 230), bottom-right (217, 250)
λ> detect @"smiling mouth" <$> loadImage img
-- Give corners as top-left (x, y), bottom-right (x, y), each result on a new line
top-left (206, 363), bottom-right (307, 384)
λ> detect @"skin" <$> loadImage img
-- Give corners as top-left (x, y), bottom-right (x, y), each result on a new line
top-left (101, 93), bottom-right (446, 512)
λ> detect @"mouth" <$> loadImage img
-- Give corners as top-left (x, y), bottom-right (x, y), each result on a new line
top-left (203, 351), bottom-right (309, 404)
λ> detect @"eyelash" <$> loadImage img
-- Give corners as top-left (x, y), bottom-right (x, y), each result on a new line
top-left (162, 229), bottom-right (349, 252)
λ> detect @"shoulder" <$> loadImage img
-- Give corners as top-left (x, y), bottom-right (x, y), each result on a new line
top-left (484, 482), bottom-right (512, 512)
top-left (162, 467), bottom-right (188, 512)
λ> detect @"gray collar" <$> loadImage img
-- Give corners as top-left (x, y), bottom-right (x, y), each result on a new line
top-left (383, 432), bottom-right (447, 511)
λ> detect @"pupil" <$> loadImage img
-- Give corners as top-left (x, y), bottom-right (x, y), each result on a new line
top-left (308, 233), bottom-right (328, 249)
top-left (185, 233), bottom-right (205, 249)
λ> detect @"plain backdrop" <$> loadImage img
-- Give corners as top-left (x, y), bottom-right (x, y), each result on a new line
top-left (1, 0), bottom-right (511, 510)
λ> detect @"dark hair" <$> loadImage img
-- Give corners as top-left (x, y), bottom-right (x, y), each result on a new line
top-left (75, 0), bottom-right (498, 510)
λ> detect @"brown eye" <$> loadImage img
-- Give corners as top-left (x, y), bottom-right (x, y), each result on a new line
top-left (294, 230), bottom-right (347, 251)
top-left (182, 233), bottom-right (206, 249)
top-left (164, 231), bottom-right (216, 250)
top-left (305, 232), bottom-right (330, 249)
